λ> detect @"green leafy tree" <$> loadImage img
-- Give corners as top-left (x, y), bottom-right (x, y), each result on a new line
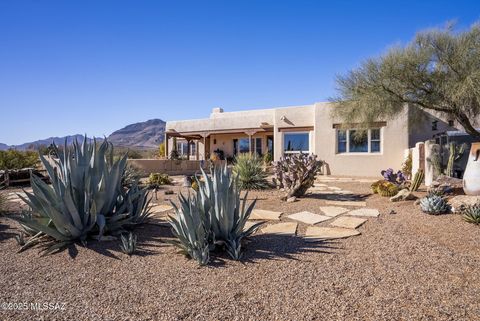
top-left (332, 22), bottom-right (480, 140)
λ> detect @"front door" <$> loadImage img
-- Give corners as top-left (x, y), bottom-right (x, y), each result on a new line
top-left (267, 136), bottom-right (274, 156)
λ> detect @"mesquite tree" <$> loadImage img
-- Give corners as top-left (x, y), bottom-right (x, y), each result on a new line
top-left (332, 22), bottom-right (480, 140)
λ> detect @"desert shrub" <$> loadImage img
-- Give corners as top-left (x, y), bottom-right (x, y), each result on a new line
top-left (122, 163), bottom-right (142, 187)
top-left (12, 138), bottom-right (152, 255)
top-left (272, 153), bottom-right (323, 199)
top-left (401, 154), bottom-right (412, 178)
top-left (0, 150), bottom-right (39, 170)
top-left (169, 164), bottom-right (262, 265)
top-left (263, 152), bottom-right (273, 165)
top-left (233, 154), bottom-right (269, 190)
top-left (420, 194), bottom-right (450, 215)
top-left (148, 173), bottom-right (172, 188)
top-left (462, 203), bottom-right (480, 225)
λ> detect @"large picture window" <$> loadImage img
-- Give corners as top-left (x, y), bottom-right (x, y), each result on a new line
top-left (284, 132), bottom-right (309, 153)
top-left (336, 128), bottom-right (381, 154)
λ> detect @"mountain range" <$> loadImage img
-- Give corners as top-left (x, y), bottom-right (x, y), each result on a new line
top-left (0, 119), bottom-right (166, 151)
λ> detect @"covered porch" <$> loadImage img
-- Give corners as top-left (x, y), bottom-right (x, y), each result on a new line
top-left (165, 126), bottom-right (274, 161)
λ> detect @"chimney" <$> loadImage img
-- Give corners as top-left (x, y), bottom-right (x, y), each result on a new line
top-left (212, 107), bottom-right (224, 114)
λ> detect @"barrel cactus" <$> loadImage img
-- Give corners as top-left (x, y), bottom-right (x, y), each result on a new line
top-left (462, 203), bottom-right (480, 224)
top-left (376, 181), bottom-right (400, 197)
top-left (420, 194), bottom-right (450, 215)
top-left (371, 180), bottom-right (384, 194)
top-left (272, 153), bottom-right (324, 199)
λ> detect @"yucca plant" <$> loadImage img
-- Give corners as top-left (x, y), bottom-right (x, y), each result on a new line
top-left (169, 192), bottom-right (211, 265)
top-left (420, 194), bottom-right (450, 215)
top-left (232, 153), bottom-right (269, 190)
top-left (119, 232), bottom-right (137, 256)
top-left (462, 203), bottom-right (480, 225)
top-left (12, 137), bottom-right (152, 255)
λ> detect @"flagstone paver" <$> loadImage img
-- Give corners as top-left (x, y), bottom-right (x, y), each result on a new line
top-left (249, 209), bottom-right (282, 221)
top-left (262, 222), bottom-right (297, 235)
top-left (319, 206), bottom-right (349, 217)
top-left (325, 200), bottom-right (367, 207)
top-left (304, 226), bottom-right (360, 240)
top-left (287, 211), bottom-right (331, 225)
top-left (347, 208), bottom-right (380, 217)
top-left (310, 186), bottom-right (328, 191)
top-left (327, 186), bottom-right (342, 191)
top-left (330, 216), bottom-right (367, 229)
top-left (150, 204), bottom-right (174, 214)
top-left (243, 220), bottom-right (263, 232)
top-left (314, 183), bottom-right (328, 187)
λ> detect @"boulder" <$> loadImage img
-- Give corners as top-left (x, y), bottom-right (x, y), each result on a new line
top-left (448, 195), bottom-right (480, 213)
top-left (431, 175), bottom-right (463, 189)
top-left (390, 189), bottom-right (417, 202)
top-left (286, 196), bottom-right (297, 203)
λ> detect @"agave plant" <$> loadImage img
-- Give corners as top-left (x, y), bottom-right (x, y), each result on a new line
top-left (12, 137), bottom-right (152, 255)
top-left (462, 203), bottom-right (480, 225)
top-left (119, 232), bottom-right (137, 256)
top-left (232, 153), bottom-right (269, 190)
top-left (169, 164), bottom-right (262, 264)
top-left (169, 192), bottom-right (211, 265)
top-left (420, 194), bottom-right (450, 215)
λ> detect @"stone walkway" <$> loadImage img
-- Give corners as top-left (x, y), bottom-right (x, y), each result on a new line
top-left (252, 176), bottom-right (381, 240)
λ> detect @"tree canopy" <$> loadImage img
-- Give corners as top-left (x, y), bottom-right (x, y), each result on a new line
top-left (332, 22), bottom-right (480, 140)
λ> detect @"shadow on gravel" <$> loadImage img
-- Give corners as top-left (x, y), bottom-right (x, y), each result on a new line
top-left (241, 234), bottom-right (338, 263)
top-left (0, 221), bottom-right (17, 243)
top-left (303, 192), bottom-right (371, 202)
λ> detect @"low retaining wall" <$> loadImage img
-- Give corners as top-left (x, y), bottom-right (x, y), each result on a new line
top-left (127, 159), bottom-right (225, 176)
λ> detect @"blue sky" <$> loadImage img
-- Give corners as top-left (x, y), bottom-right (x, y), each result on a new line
top-left (1, 0), bottom-right (479, 145)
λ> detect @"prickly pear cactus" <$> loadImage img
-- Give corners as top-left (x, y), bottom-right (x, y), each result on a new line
top-left (272, 153), bottom-right (323, 200)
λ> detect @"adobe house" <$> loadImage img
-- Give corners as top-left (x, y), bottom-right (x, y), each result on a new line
top-left (165, 102), bottom-right (457, 177)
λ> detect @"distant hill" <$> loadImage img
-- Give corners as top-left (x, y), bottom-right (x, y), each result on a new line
top-left (1, 135), bottom-right (100, 151)
top-left (107, 119), bottom-right (165, 149)
top-left (0, 119), bottom-right (166, 150)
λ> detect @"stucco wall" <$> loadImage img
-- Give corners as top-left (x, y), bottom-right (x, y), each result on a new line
top-left (313, 102), bottom-right (410, 177)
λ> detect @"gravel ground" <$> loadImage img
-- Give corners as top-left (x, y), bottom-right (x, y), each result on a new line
top-left (0, 180), bottom-right (479, 321)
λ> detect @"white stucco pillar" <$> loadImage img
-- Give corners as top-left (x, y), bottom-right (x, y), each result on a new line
top-left (412, 142), bottom-right (425, 178)
top-left (424, 140), bottom-right (439, 187)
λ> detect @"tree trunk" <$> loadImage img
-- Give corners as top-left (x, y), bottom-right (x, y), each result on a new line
top-left (455, 112), bottom-right (480, 141)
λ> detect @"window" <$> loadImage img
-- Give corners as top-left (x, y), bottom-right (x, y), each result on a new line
top-left (337, 128), bottom-right (381, 154)
top-left (238, 138), bottom-right (250, 154)
top-left (255, 138), bottom-right (262, 155)
top-left (337, 130), bottom-right (347, 153)
top-left (370, 129), bottom-right (381, 152)
top-left (284, 132), bottom-right (309, 153)
top-left (176, 141), bottom-right (196, 156)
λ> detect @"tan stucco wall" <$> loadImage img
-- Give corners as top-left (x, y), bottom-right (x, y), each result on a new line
top-left (313, 102), bottom-right (409, 177)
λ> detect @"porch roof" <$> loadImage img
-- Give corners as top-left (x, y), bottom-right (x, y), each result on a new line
top-left (165, 125), bottom-right (274, 140)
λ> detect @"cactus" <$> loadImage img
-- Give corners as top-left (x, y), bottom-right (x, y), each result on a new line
top-left (272, 154), bottom-right (324, 199)
top-left (446, 142), bottom-right (466, 177)
top-left (410, 169), bottom-right (424, 192)
top-left (376, 181), bottom-right (400, 197)
top-left (381, 168), bottom-right (406, 185)
top-left (119, 232), bottom-right (137, 256)
top-left (420, 194), bottom-right (450, 215)
top-left (371, 180), bottom-right (384, 194)
top-left (462, 203), bottom-right (480, 224)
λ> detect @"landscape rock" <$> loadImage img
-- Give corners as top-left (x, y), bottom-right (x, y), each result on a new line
top-left (304, 226), bottom-right (360, 240)
top-left (431, 175), bottom-right (463, 189)
top-left (390, 189), bottom-right (417, 202)
top-left (287, 211), bottom-right (331, 225)
top-left (261, 222), bottom-right (297, 235)
top-left (449, 195), bottom-right (480, 213)
top-left (330, 216), bottom-right (367, 229)
top-left (286, 196), bottom-right (297, 203)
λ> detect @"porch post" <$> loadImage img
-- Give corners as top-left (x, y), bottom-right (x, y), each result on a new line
top-left (186, 139), bottom-right (191, 160)
top-left (196, 140), bottom-right (199, 160)
top-left (165, 133), bottom-right (169, 158)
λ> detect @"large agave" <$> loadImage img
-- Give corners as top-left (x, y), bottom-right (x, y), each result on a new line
top-left (419, 194), bottom-right (450, 215)
top-left (169, 192), bottom-right (210, 265)
top-left (197, 165), bottom-right (262, 260)
top-left (12, 137), bottom-right (152, 254)
top-left (462, 203), bottom-right (480, 225)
